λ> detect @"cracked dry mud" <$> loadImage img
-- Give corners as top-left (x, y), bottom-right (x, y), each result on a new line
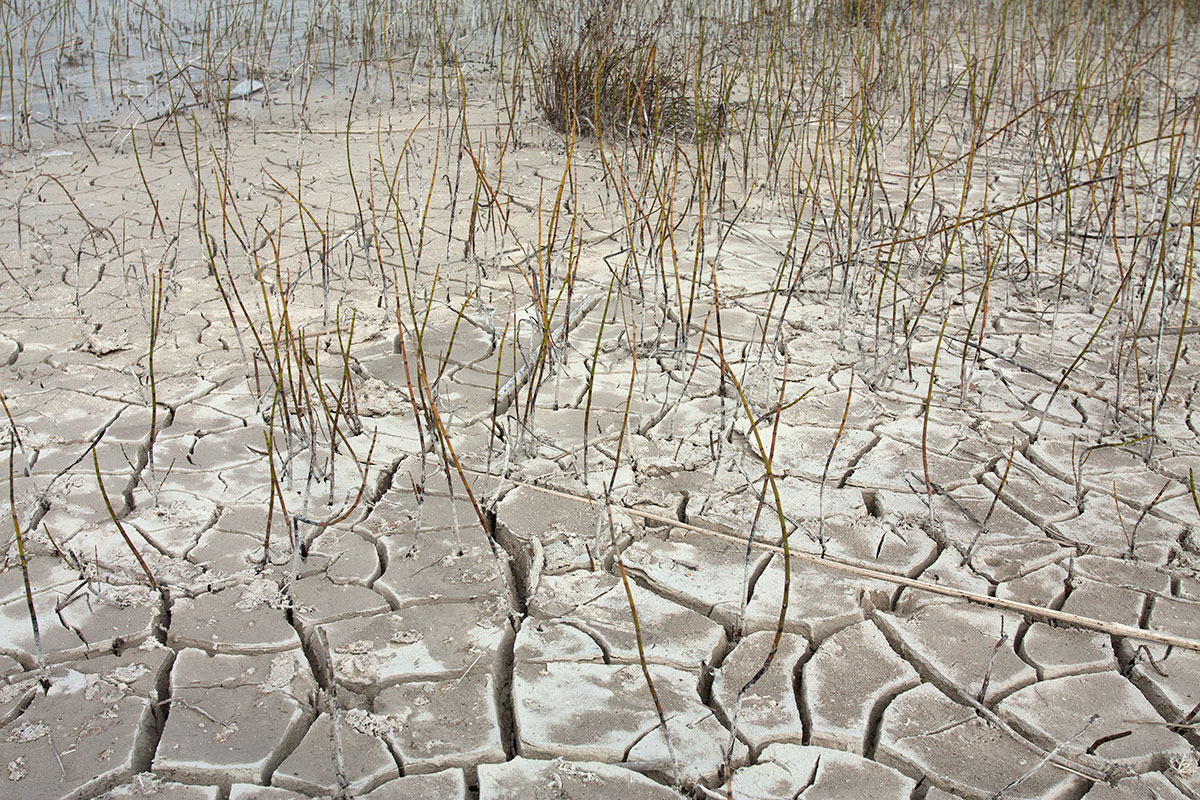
top-left (4, 11), bottom-right (1200, 800)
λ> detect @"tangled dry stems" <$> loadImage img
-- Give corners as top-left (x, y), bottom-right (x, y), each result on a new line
top-left (536, 0), bottom-right (705, 139)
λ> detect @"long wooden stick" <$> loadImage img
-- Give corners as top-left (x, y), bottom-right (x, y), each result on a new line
top-left (475, 473), bottom-right (1200, 653)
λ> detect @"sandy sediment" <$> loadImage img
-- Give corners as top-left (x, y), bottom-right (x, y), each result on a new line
top-left (2, 1), bottom-right (1200, 798)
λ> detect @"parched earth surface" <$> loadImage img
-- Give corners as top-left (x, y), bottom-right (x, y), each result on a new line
top-left (2, 71), bottom-right (1200, 800)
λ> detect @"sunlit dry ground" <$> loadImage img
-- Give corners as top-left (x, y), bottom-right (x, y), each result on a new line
top-left (1, 1), bottom-right (1200, 798)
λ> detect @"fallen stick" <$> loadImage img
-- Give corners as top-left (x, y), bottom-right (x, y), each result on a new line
top-left (474, 473), bottom-right (1200, 653)
top-left (469, 294), bottom-right (602, 423)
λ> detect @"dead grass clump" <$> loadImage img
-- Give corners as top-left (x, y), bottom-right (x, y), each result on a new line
top-left (837, 0), bottom-right (891, 25)
top-left (535, 0), bottom-right (700, 139)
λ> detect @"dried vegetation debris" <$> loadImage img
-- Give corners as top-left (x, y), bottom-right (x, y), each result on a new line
top-left (535, 0), bottom-right (711, 139)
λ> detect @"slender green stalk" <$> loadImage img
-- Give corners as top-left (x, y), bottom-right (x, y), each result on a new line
top-left (10, 438), bottom-right (47, 689)
top-left (92, 449), bottom-right (157, 590)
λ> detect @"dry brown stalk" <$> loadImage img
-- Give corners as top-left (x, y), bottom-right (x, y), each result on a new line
top-left (476, 474), bottom-right (1200, 654)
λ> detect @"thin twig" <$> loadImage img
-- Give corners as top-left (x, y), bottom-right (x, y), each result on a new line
top-left (467, 473), bottom-right (1200, 653)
